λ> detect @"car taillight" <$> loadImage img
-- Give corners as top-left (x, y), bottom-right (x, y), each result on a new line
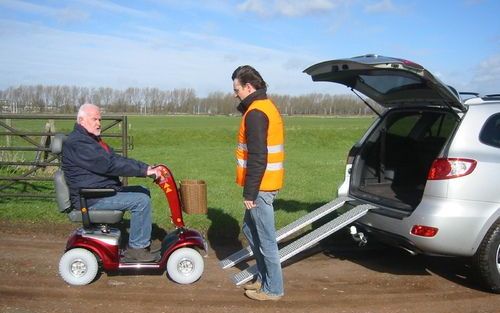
top-left (411, 225), bottom-right (438, 237)
top-left (427, 158), bottom-right (477, 180)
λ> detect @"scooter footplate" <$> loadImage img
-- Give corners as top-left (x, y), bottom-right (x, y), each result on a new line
top-left (120, 250), bottom-right (161, 264)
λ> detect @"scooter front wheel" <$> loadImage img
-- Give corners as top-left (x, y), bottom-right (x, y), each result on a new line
top-left (59, 248), bottom-right (99, 286)
top-left (166, 247), bottom-right (204, 284)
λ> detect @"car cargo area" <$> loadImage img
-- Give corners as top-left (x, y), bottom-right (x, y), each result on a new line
top-left (350, 108), bottom-right (459, 211)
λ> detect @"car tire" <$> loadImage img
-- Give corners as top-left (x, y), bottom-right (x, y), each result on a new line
top-left (473, 220), bottom-right (500, 293)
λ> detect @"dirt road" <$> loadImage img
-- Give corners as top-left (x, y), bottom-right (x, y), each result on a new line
top-left (0, 221), bottom-right (498, 313)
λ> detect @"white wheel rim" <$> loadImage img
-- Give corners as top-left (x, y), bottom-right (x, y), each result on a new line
top-left (70, 259), bottom-right (88, 277)
top-left (178, 258), bottom-right (194, 275)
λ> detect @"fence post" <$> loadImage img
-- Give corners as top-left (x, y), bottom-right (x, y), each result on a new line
top-left (5, 118), bottom-right (11, 146)
top-left (122, 115), bottom-right (128, 185)
top-left (34, 119), bottom-right (55, 169)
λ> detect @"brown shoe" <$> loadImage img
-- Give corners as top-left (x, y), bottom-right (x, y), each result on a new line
top-left (245, 290), bottom-right (282, 301)
top-left (147, 240), bottom-right (162, 253)
top-left (243, 280), bottom-right (262, 291)
top-left (123, 247), bottom-right (157, 262)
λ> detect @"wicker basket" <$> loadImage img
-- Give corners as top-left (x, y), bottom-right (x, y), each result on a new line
top-left (180, 179), bottom-right (207, 214)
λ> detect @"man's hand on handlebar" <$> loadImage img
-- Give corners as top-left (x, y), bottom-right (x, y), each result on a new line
top-left (147, 165), bottom-right (163, 180)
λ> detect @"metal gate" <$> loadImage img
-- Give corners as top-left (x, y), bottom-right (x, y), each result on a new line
top-left (0, 114), bottom-right (129, 198)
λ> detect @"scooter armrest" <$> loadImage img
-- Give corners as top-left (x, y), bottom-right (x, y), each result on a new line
top-left (78, 188), bottom-right (117, 230)
top-left (79, 188), bottom-right (117, 198)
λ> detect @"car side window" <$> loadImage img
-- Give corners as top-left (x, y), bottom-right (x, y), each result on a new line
top-left (479, 113), bottom-right (500, 148)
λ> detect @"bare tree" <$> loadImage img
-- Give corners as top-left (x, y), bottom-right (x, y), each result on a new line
top-left (0, 85), bottom-right (375, 116)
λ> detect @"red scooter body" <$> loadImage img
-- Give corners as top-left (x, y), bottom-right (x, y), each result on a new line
top-left (61, 164), bottom-right (207, 284)
top-left (155, 164), bottom-right (185, 228)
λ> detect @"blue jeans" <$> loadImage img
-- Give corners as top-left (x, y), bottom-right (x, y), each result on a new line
top-left (89, 186), bottom-right (152, 249)
top-left (242, 191), bottom-right (284, 296)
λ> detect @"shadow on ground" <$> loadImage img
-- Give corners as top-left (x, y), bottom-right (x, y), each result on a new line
top-left (320, 230), bottom-right (483, 291)
top-left (206, 207), bottom-right (244, 263)
top-left (281, 218), bottom-right (484, 293)
top-left (258, 198), bottom-right (484, 293)
top-left (110, 198), bottom-right (484, 292)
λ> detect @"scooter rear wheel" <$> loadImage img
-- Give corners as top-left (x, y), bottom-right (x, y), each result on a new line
top-left (166, 247), bottom-right (204, 284)
top-left (59, 248), bottom-right (99, 286)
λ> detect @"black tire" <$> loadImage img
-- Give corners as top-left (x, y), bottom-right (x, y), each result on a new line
top-left (473, 220), bottom-right (500, 293)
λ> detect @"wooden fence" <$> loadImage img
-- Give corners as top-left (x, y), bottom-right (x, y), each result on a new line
top-left (0, 114), bottom-right (129, 198)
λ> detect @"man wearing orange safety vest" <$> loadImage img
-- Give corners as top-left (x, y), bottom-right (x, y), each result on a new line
top-left (232, 65), bottom-right (284, 301)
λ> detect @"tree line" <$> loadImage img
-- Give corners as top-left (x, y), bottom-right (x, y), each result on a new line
top-left (0, 85), bottom-right (377, 116)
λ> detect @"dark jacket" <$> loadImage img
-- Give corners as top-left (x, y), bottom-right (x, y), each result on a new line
top-left (237, 89), bottom-right (269, 201)
top-left (62, 123), bottom-right (148, 209)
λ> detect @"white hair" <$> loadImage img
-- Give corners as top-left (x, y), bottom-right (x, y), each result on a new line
top-left (77, 103), bottom-right (99, 122)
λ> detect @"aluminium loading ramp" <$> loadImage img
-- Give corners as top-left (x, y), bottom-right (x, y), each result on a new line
top-left (222, 201), bottom-right (376, 286)
top-left (219, 196), bottom-right (352, 270)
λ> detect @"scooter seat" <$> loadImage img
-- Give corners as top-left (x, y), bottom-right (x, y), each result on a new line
top-left (67, 209), bottom-right (124, 224)
top-left (51, 134), bottom-right (125, 226)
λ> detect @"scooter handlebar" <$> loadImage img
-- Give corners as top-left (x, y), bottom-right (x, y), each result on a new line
top-left (147, 164), bottom-right (165, 181)
top-left (151, 164), bottom-right (185, 228)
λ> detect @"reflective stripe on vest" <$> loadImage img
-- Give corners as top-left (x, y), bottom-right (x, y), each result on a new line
top-left (235, 98), bottom-right (284, 190)
top-left (238, 143), bottom-right (284, 153)
top-left (236, 158), bottom-right (284, 170)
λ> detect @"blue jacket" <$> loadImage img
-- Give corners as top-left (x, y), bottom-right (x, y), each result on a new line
top-left (62, 123), bottom-right (148, 209)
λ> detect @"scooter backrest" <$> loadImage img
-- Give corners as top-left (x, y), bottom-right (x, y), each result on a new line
top-left (51, 133), bottom-right (67, 155)
top-left (54, 169), bottom-right (72, 213)
top-left (51, 133), bottom-right (71, 213)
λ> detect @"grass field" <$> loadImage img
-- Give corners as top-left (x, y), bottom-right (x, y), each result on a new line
top-left (0, 115), bottom-right (373, 241)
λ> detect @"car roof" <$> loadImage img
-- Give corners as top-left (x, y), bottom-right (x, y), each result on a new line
top-left (464, 94), bottom-right (500, 105)
top-left (304, 54), bottom-right (466, 112)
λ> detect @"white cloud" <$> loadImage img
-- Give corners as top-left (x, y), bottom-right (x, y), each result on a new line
top-left (0, 0), bottom-right (158, 23)
top-left (0, 0), bottom-right (57, 15)
top-left (276, 0), bottom-right (338, 17)
top-left (0, 0), bottom-right (89, 23)
top-left (149, 0), bottom-right (234, 15)
top-left (237, 0), bottom-right (268, 16)
top-left (442, 54), bottom-right (500, 95)
top-left (469, 54), bottom-right (500, 94)
top-left (238, 0), bottom-right (343, 17)
top-left (0, 18), bottom-right (337, 96)
top-left (56, 8), bottom-right (89, 23)
top-left (77, 0), bottom-right (154, 18)
top-left (364, 0), bottom-right (398, 13)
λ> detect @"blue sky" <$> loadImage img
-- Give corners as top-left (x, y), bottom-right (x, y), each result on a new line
top-left (0, 0), bottom-right (499, 97)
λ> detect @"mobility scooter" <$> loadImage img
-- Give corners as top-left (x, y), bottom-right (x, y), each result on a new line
top-left (52, 134), bottom-right (207, 286)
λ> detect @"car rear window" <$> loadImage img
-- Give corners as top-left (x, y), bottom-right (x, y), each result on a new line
top-left (360, 74), bottom-right (423, 95)
top-left (479, 113), bottom-right (500, 148)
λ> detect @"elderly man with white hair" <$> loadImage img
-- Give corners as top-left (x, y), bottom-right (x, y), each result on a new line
top-left (62, 103), bottom-right (162, 262)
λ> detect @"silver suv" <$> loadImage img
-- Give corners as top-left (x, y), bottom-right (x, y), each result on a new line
top-left (305, 54), bottom-right (500, 293)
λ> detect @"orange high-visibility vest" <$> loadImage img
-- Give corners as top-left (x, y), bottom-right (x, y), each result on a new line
top-left (236, 98), bottom-right (284, 190)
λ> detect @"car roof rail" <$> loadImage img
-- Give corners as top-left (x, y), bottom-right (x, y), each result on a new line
top-left (459, 92), bottom-right (480, 101)
top-left (465, 93), bottom-right (500, 105)
top-left (459, 92), bottom-right (480, 97)
top-left (484, 94), bottom-right (500, 100)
